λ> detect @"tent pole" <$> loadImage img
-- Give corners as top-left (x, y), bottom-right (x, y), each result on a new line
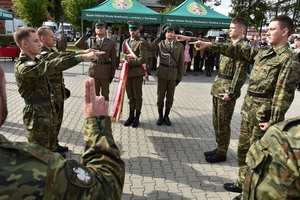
top-left (81, 19), bottom-right (84, 75)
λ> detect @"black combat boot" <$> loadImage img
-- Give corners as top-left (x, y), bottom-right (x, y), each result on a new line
top-left (132, 111), bottom-right (141, 128)
top-left (156, 108), bottom-right (164, 126)
top-left (124, 110), bottom-right (135, 126)
top-left (164, 108), bottom-right (171, 126)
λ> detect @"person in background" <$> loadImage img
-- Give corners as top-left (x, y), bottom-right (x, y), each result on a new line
top-left (145, 34), bottom-right (155, 75)
top-left (193, 32), bottom-right (205, 75)
top-left (75, 19), bottom-right (116, 101)
top-left (56, 30), bottom-right (67, 52)
top-left (183, 38), bottom-right (191, 76)
top-left (121, 21), bottom-right (148, 128)
top-left (258, 37), bottom-right (268, 48)
top-left (0, 67), bottom-right (125, 198)
top-left (204, 37), bottom-right (217, 77)
top-left (148, 23), bottom-right (184, 126)
top-left (13, 26), bottom-right (101, 156)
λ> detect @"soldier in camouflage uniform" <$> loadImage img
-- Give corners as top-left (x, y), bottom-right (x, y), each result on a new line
top-left (36, 26), bottom-right (84, 156)
top-left (179, 15), bottom-right (300, 200)
top-left (75, 19), bottom-right (116, 101)
top-left (204, 18), bottom-right (250, 163)
top-left (242, 116), bottom-right (300, 200)
top-left (13, 27), bottom-right (100, 155)
top-left (148, 23), bottom-right (184, 126)
top-left (0, 69), bottom-right (125, 199)
top-left (121, 21), bottom-right (148, 128)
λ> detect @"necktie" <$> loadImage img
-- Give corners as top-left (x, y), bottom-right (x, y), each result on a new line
top-left (169, 42), bottom-right (173, 48)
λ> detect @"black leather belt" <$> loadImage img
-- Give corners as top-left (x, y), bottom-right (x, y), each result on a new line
top-left (49, 78), bottom-right (62, 83)
top-left (247, 91), bottom-right (274, 99)
top-left (93, 61), bottom-right (111, 65)
top-left (160, 63), bottom-right (176, 69)
top-left (24, 97), bottom-right (52, 104)
top-left (218, 73), bottom-right (233, 80)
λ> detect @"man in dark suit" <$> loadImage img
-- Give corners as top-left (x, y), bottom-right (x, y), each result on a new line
top-left (75, 19), bottom-right (116, 101)
top-left (149, 23), bottom-right (184, 126)
top-left (121, 21), bottom-right (148, 128)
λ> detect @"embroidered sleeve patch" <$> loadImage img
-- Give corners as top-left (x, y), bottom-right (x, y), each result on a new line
top-left (66, 160), bottom-right (96, 188)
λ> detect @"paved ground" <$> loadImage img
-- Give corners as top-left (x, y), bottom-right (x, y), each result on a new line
top-left (1, 60), bottom-right (300, 200)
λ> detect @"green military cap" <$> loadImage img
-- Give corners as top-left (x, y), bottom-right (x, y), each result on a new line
top-left (127, 21), bottom-right (141, 30)
top-left (93, 19), bottom-right (107, 28)
top-left (162, 23), bottom-right (176, 32)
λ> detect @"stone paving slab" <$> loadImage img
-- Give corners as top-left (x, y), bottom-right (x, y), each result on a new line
top-left (1, 60), bottom-right (300, 200)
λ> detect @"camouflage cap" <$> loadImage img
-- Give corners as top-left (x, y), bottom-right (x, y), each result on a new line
top-left (127, 21), bottom-right (141, 30)
top-left (93, 19), bottom-right (107, 28)
top-left (162, 23), bottom-right (176, 32)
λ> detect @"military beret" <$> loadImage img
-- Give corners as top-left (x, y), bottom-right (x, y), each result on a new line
top-left (93, 19), bottom-right (107, 28)
top-left (162, 23), bottom-right (176, 32)
top-left (127, 21), bottom-right (141, 30)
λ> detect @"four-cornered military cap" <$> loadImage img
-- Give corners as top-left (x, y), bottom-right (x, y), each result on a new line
top-left (162, 23), bottom-right (176, 32)
top-left (93, 19), bottom-right (107, 28)
top-left (127, 21), bottom-right (141, 30)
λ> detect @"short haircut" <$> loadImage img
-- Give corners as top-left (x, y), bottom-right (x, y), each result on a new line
top-left (231, 17), bottom-right (248, 30)
top-left (270, 15), bottom-right (293, 36)
top-left (37, 26), bottom-right (52, 38)
top-left (13, 27), bottom-right (36, 48)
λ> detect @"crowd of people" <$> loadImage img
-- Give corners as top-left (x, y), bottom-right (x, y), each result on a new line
top-left (0, 14), bottom-right (300, 199)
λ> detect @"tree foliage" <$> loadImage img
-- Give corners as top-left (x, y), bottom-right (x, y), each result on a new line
top-left (12, 0), bottom-right (49, 27)
top-left (229, 0), bottom-right (268, 29)
top-left (61, 0), bottom-right (101, 30)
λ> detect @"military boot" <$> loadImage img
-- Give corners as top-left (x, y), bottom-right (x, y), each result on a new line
top-left (164, 108), bottom-right (172, 126)
top-left (132, 111), bottom-right (141, 128)
top-left (124, 110), bottom-right (135, 126)
top-left (156, 108), bottom-right (164, 126)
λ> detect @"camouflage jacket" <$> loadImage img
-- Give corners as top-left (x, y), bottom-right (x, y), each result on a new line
top-left (209, 42), bottom-right (300, 126)
top-left (14, 53), bottom-right (83, 128)
top-left (37, 46), bottom-right (75, 102)
top-left (210, 39), bottom-right (249, 100)
top-left (242, 117), bottom-right (300, 200)
top-left (0, 116), bottom-right (125, 199)
top-left (122, 36), bottom-right (148, 77)
top-left (149, 38), bottom-right (184, 81)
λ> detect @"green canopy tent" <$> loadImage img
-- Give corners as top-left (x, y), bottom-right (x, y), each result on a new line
top-left (162, 0), bottom-right (232, 28)
top-left (81, 0), bottom-right (162, 24)
top-left (0, 8), bottom-right (13, 20)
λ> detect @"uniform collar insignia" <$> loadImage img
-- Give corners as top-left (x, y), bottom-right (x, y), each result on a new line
top-left (24, 61), bottom-right (36, 67)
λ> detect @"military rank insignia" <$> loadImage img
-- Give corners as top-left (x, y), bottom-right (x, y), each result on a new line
top-left (24, 61), bottom-right (36, 67)
top-left (66, 160), bottom-right (96, 188)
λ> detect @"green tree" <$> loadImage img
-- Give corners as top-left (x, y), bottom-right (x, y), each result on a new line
top-left (12, 0), bottom-right (49, 27)
top-left (61, 0), bottom-right (103, 30)
top-left (48, 0), bottom-right (64, 23)
top-left (229, 0), bottom-right (268, 29)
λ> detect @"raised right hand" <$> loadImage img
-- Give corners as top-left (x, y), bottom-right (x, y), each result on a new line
top-left (86, 27), bottom-right (95, 37)
top-left (84, 78), bottom-right (109, 119)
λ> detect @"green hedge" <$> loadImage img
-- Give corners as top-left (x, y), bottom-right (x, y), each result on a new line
top-left (0, 34), bottom-right (14, 47)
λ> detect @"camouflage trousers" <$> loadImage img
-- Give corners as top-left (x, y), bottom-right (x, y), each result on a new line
top-left (212, 96), bottom-right (236, 156)
top-left (235, 118), bottom-right (265, 188)
top-left (23, 104), bottom-right (58, 152)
